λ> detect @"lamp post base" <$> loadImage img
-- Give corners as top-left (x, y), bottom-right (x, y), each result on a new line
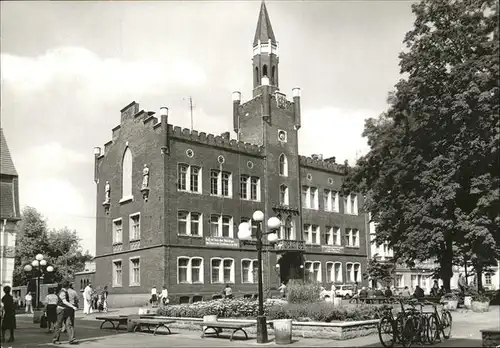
top-left (256, 315), bottom-right (269, 344)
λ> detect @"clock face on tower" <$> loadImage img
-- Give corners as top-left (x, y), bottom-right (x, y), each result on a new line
top-left (278, 130), bottom-right (287, 142)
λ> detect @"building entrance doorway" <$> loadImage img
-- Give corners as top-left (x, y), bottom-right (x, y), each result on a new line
top-left (277, 251), bottom-right (304, 284)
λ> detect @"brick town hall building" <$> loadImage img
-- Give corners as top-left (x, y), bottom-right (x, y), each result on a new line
top-left (90, 2), bottom-right (368, 305)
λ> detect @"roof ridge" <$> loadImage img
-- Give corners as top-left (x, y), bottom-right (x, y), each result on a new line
top-left (0, 128), bottom-right (18, 176)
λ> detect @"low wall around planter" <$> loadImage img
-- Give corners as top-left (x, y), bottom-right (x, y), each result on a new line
top-left (481, 328), bottom-right (500, 347)
top-left (147, 316), bottom-right (379, 340)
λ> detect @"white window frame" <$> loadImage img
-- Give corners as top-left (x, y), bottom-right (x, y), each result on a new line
top-left (177, 256), bottom-right (204, 284)
top-left (279, 153), bottom-right (288, 177)
top-left (210, 169), bottom-right (232, 197)
top-left (177, 210), bottom-right (203, 237)
top-left (129, 213), bottom-right (141, 241)
top-left (279, 184), bottom-right (289, 205)
top-left (240, 175), bottom-right (261, 201)
top-left (334, 262), bottom-right (343, 283)
top-left (121, 147), bottom-right (133, 202)
top-left (326, 262), bottom-right (342, 283)
top-left (485, 273), bottom-right (492, 285)
top-left (325, 226), bottom-right (341, 246)
top-left (241, 258), bottom-right (258, 284)
top-left (210, 257), bottom-right (235, 284)
top-left (323, 189), bottom-right (339, 212)
top-left (240, 217), bottom-right (258, 238)
top-left (302, 186), bottom-right (319, 210)
top-left (129, 257), bottom-right (140, 287)
top-left (345, 228), bottom-right (360, 247)
top-left (177, 163), bottom-right (202, 194)
top-left (304, 224), bottom-right (320, 245)
top-left (305, 261), bottom-right (321, 282)
top-left (112, 259), bottom-right (122, 287)
top-left (350, 194), bottom-right (358, 215)
top-left (353, 263), bottom-right (361, 282)
top-left (346, 262), bottom-right (361, 283)
top-left (209, 214), bottom-right (233, 238)
top-left (112, 218), bottom-right (123, 244)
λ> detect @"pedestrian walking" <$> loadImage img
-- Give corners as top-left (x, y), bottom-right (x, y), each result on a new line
top-left (1, 286), bottom-right (16, 343)
top-left (25, 292), bottom-right (33, 313)
top-left (150, 286), bottom-right (158, 307)
top-left (101, 286), bottom-right (108, 312)
top-left (52, 280), bottom-right (77, 345)
top-left (159, 286), bottom-right (169, 306)
top-left (44, 288), bottom-right (59, 333)
top-left (83, 283), bottom-right (93, 314)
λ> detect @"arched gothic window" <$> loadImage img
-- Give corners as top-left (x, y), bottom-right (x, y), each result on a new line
top-left (122, 147), bottom-right (133, 199)
top-left (255, 67), bottom-right (259, 85)
top-left (263, 64), bottom-right (268, 77)
top-left (279, 154), bottom-right (288, 176)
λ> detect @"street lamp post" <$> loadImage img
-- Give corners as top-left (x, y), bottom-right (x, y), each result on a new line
top-left (23, 254), bottom-right (53, 310)
top-left (238, 210), bottom-right (281, 344)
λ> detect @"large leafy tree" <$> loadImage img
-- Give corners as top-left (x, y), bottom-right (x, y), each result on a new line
top-left (364, 256), bottom-right (396, 287)
top-left (344, 0), bottom-right (499, 291)
top-left (13, 207), bottom-right (93, 286)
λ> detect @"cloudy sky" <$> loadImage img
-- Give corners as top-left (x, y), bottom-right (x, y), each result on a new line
top-left (1, 0), bottom-right (415, 255)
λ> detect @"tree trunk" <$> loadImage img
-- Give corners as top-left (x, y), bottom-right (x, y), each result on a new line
top-left (441, 238), bottom-right (454, 292)
top-left (475, 266), bottom-right (484, 292)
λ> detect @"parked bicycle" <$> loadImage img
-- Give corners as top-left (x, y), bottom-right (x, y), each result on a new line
top-left (422, 300), bottom-right (452, 344)
top-left (377, 298), bottom-right (416, 348)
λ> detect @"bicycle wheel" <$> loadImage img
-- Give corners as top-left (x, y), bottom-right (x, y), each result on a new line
top-left (426, 314), bottom-right (439, 344)
top-left (378, 316), bottom-right (396, 348)
top-left (415, 314), bottom-right (429, 344)
top-left (401, 317), bottom-right (415, 348)
top-left (441, 310), bottom-right (452, 339)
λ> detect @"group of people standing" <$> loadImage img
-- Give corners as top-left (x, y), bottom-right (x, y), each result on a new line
top-left (150, 286), bottom-right (169, 306)
top-left (83, 283), bottom-right (108, 314)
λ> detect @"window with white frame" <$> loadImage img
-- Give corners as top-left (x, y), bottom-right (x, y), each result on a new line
top-left (240, 175), bottom-right (260, 201)
top-left (345, 228), bottom-right (360, 247)
top-left (177, 257), bottom-right (204, 284)
top-left (210, 214), bottom-right (233, 237)
top-left (305, 261), bottom-right (321, 282)
top-left (343, 193), bottom-right (358, 215)
top-left (326, 262), bottom-right (343, 283)
top-left (177, 211), bottom-right (202, 236)
top-left (325, 226), bottom-right (341, 245)
top-left (122, 147), bottom-right (133, 199)
top-left (485, 273), bottom-right (492, 285)
top-left (210, 170), bottom-right (232, 197)
top-left (129, 213), bottom-right (140, 240)
top-left (304, 224), bottom-right (320, 244)
top-left (346, 262), bottom-right (361, 283)
top-left (279, 184), bottom-right (289, 205)
top-left (395, 274), bottom-right (404, 288)
top-left (277, 215), bottom-right (294, 240)
top-left (211, 258), bottom-right (234, 283)
top-left (324, 189), bottom-right (339, 212)
top-left (112, 260), bottom-right (122, 286)
top-left (177, 164), bottom-right (202, 193)
top-left (279, 154), bottom-right (288, 176)
top-left (113, 218), bottom-right (123, 244)
top-left (129, 258), bottom-right (140, 286)
top-left (240, 217), bottom-right (258, 238)
top-left (241, 259), bottom-right (259, 284)
top-left (302, 186), bottom-right (318, 209)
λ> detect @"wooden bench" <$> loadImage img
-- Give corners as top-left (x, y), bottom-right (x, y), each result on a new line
top-left (197, 321), bottom-right (255, 341)
top-left (96, 315), bottom-right (129, 330)
top-left (131, 318), bottom-right (175, 336)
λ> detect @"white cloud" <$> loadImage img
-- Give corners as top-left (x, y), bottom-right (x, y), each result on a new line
top-left (0, 46), bottom-right (206, 94)
top-left (299, 106), bottom-right (377, 165)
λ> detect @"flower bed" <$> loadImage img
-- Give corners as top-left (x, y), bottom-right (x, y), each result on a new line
top-left (156, 298), bottom-right (380, 322)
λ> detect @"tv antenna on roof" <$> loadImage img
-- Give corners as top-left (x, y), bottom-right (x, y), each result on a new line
top-left (183, 97), bottom-right (194, 131)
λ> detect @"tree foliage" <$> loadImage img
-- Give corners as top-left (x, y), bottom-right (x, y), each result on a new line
top-left (13, 207), bottom-right (93, 286)
top-left (343, 0), bottom-right (499, 291)
top-left (364, 256), bottom-right (396, 286)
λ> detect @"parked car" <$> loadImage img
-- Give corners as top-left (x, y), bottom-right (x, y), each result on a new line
top-left (335, 284), bottom-right (354, 298)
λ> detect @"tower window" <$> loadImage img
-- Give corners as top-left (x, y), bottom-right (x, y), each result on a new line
top-left (255, 67), bottom-right (259, 85)
top-left (279, 154), bottom-right (288, 177)
top-left (263, 64), bottom-right (268, 77)
top-left (122, 147), bottom-right (133, 199)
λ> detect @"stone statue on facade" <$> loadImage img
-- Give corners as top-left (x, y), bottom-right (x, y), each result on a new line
top-left (142, 164), bottom-right (149, 189)
top-left (104, 181), bottom-right (111, 202)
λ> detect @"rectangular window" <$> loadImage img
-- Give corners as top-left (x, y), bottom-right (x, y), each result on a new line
top-left (211, 259), bottom-right (222, 283)
top-left (346, 263), bottom-right (353, 282)
top-left (304, 261), bottom-right (321, 282)
top-left (334, 262), bottom-right (342, 282)
top-left (223, 259), bottom-right (233, 283)
top-left (211, 258), bottom-right (234, 284)
top-left (210, 170), bottom-right (219, 195)
top-left (312, 225), bottom-right (319, 244)
top-left (240, 175), bottom-right (249, 199)
top-left (280, 185), bottom-right (289, 205)
top-left (250, 177), bottom-right (259, 201)
top-left (113, 260), bottom-right (122, 286)
top-left (324, 189), bottom-right (332, 211)
top-left (325, 226), bottom-right (340, 245)
top-left (352, 229), bottom-right (359, 247)
top-left (302, 186), bottom-right (318, 209)
top-left (222, 172), bottom-right (231, 196)
top-left (178, 164), bottom-right (201, 193)
top-left (485, 274), bottom-right (492, 285)
top-left (350, 194), bottom-right (358, 215)
top-left (222, 216), bottom-right (231, 237)
top-left (326, 262), bottom-right (333, 282)
top-left (354, 263), bottom-right (361, 282)
top-left (310, 187), bottom-right (318, 209)
top-left (241, 217), bottom-right (258, 238)
top-left (210, 215), bottom-right (233, 238)
top-left (242, 259), bottom-right (251, 283)
top-left (129, 213), bottom-right (140, 241)
top-left (178, 211), bottom-right (188, 235)
top-left (210, 214), bottom-right (220, 237)
top-left (177, 257), bottom-right (204, 284)
top-left (113, 219), bottom-right (122, 244)
top-left (301, 186), bottom-right (308, 208)
top-left (130, 258), bottom-right (140, 286)
top-left (190, 213), bottom-right (201, 236)
top-left (344, 196), bottom-right (350, 214)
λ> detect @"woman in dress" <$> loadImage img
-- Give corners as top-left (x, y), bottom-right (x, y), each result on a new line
top-left (1, 285), bottom-right (16, 343)
top-left (44, 288), bottom-right (59, 332)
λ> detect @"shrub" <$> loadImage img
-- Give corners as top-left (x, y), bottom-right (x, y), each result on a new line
top-left (286, 279), bottom-right (321, 304)
top-left (157, 297), bottom-right (379, 322)
top-left (471, 293), bottom-right (490, 303)
top-left (441, 292), bottom-right (459, 301)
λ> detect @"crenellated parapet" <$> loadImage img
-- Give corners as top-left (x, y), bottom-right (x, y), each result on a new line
top-left (299, 155), bottom-right (348, 175)
top-left (169, 125), bottom-right (263, 156)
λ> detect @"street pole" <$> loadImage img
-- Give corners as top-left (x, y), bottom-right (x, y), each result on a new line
top-left (256, 221), bottom-right (268, 344)
top-left (36, 267), bottom-right (40, 310)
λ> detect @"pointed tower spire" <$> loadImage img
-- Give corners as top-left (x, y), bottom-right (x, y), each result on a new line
top-left (252, 0), bottom-right (279, 97)
top-left (253, 0), bottom-right (276, 46)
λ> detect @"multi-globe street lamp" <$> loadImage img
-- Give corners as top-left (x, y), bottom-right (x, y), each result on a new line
top-left (23, 254), bottom-right (54, 310)
top-left (238, 210), bottom-right (281, 344)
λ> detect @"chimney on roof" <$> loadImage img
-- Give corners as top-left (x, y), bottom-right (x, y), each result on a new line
top-left (221, 131), bottom-right (230, 140)
top-left (311, 154), bottom-right (323, 161)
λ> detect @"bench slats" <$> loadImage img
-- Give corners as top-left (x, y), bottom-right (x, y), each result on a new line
top-left (198, 322), bottom-right (255, 329)
top-left (132, 319), bottom-right (175, 325)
